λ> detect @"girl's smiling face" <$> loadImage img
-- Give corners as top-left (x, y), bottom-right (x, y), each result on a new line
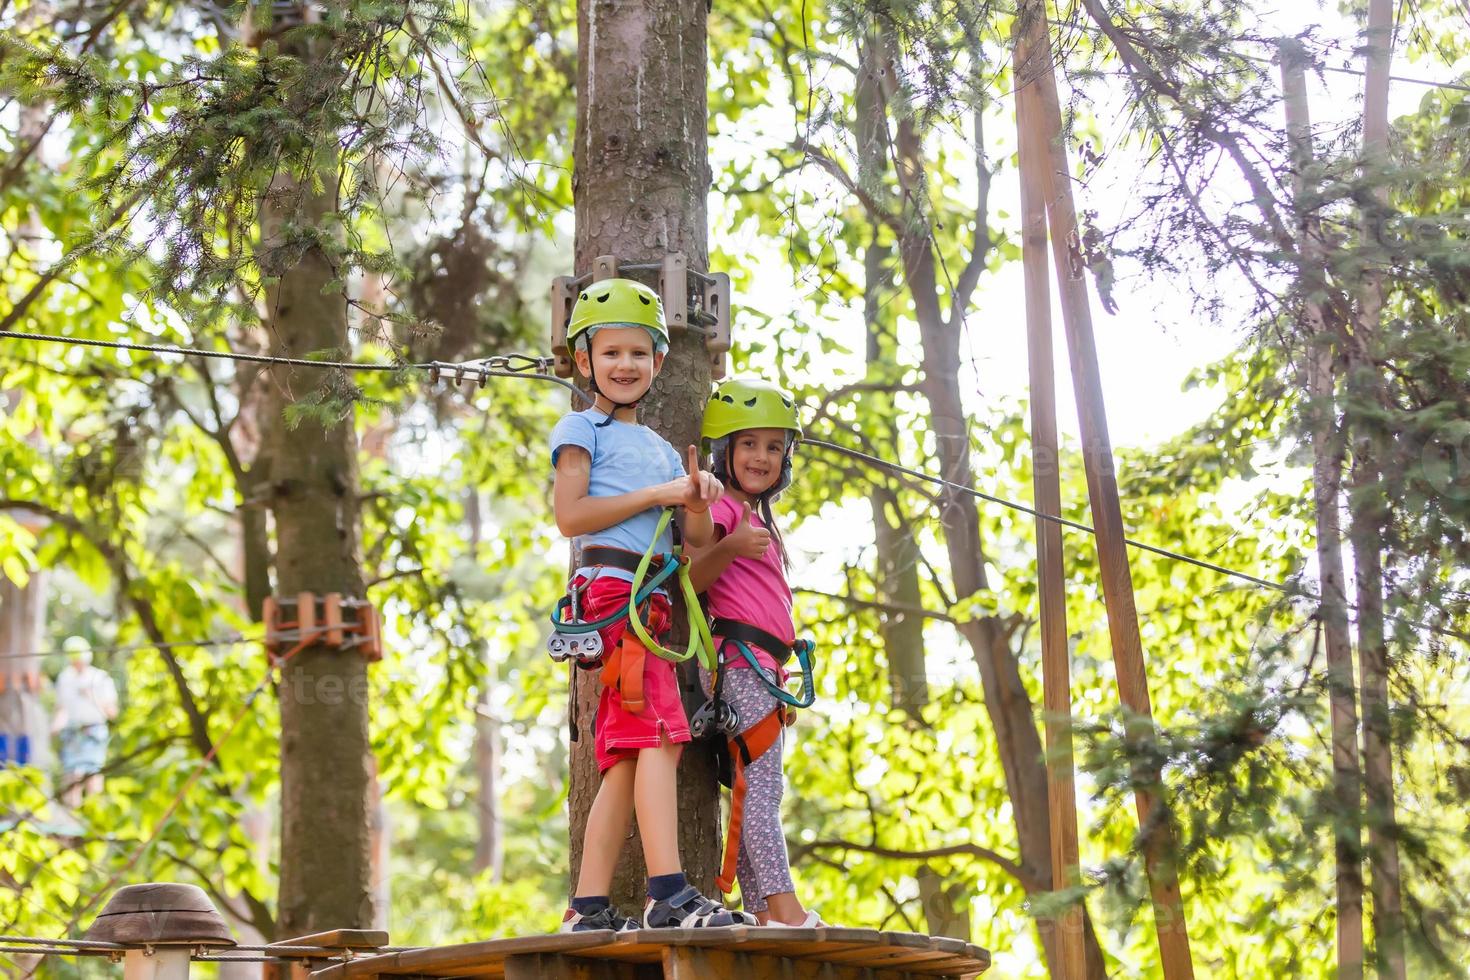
top-left (729, 427), bottom-right (788, 496)
top-left (575, 325), bottom-right (663, 404)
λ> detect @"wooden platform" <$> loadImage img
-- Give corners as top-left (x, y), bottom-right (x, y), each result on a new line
top-left (308, 927), bottom-right (991, 979)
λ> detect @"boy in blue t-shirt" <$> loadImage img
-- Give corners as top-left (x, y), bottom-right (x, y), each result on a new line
top-left (551, 277), bottom-right (750, 932)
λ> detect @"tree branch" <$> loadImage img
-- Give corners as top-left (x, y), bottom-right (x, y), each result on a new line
top-left (949, 94), bottom-right (992, 325)
top-left (793, 138), bottom-right (903, 234)
top-left (795, 586), bottom-right (956, 624)
top-left (794, 838), bottom-right (1042, 892)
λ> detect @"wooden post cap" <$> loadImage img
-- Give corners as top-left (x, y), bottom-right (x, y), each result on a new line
top-left (82, 883), bottom-right (235, 947)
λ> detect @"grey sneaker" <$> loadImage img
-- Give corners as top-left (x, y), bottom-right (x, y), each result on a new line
top-left (560, 904), bottom-right (637, 933)
top-left (642, 885), bottom-right (755, 928)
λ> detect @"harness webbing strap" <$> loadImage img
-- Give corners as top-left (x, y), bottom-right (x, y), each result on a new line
top-left (599, 627), bottom-right (648, 714)
top-left (717, 707), bottom-right (786, 894)
top-left (711, 618), bottom-right (793, 665)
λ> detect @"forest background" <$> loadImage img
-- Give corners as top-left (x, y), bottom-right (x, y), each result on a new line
top-left (1, 0), bottom-right (1468, 977)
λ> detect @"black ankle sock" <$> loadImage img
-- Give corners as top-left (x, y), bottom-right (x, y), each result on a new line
top-left (647, 872), bottom-right (688, 901)
top-left (571, 895), bottom-right (609, 915)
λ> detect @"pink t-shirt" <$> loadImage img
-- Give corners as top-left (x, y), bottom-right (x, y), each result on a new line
top-left (705, 496), bottom-right (795, 674)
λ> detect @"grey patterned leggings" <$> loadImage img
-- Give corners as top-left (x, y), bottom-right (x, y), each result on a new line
top-left (703, 666), bottom-right (794, 913)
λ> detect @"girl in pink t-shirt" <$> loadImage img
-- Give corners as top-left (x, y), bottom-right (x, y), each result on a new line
top-left (689, 378), bottom-right (822, 928)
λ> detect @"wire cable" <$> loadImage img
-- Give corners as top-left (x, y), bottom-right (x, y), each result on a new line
top-left (4, 337), bottom-right (1458, 636)
top-left (0, 938), bottom-right (125, 951)
top-left (1233, 49), bottom-right (1470, 95)
top-left (0, 634), bottom-right (257, 662)
top-left (0, 330), bottom-right (591, 404)
top-left (1051, 17), bottom-right (1470, 96)
top-left (805, 438), bottom-right (1470, 643)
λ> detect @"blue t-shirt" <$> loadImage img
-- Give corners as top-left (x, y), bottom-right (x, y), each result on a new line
top-left (550, 409), bottom-right (685, 584)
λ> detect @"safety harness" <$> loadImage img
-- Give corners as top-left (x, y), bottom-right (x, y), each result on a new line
top-left (700, 618), bottom-right (817, 895)
top-left (548, 509), bottom-right (717, 730)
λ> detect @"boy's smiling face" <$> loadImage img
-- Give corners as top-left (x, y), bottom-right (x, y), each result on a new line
top-left (575, 325), bottom-right (664, 404)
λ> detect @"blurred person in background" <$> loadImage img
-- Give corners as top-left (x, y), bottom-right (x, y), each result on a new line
top-left (51, 637), bottom-right (118, 807)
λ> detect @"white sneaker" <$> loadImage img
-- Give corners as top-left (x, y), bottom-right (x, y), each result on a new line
top-left (764, 910), bottom-right (825, 928)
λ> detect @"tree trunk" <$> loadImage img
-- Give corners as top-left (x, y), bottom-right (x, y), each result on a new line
top-left (857, 51), bottom-right (928, 721)
top-left (859, 26), bottom-right (1109, 978)
top-left (1279, 42), bottom-right (1365, 980)
top-left (1352, 5), bottom-right (1405, 976)
top-left (475, 668), bottom-right (504, 880)
top-left (569, 0), bottom-right (717, 910)
top-left (260, 22), bottom-right (374, 938)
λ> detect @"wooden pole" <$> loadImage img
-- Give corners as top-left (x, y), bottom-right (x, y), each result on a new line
top-left (1014, 5), bottom-right (1196, 976)
top-left (1279, 40), bottom-right (1366, 980)
top-left (1014, 30), bottom-right (1086, 980)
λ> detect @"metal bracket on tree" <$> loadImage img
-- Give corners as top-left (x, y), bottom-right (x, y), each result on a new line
top-left (550, 253), bottom-right (732, 380)
top-left (263, 592), bottom-right (383, 666)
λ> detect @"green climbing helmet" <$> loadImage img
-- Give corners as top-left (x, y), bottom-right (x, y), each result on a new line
top-left (566, 278), bottom-right (670, 356)
top-left (702, 378), bottom-right (803, 442)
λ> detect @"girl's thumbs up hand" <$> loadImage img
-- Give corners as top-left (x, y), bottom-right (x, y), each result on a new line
top-left (728, 501), bottom-right (771, 558)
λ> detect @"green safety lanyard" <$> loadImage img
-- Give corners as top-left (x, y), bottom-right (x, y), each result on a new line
top-left (626, 509), bottom-right (717, 670)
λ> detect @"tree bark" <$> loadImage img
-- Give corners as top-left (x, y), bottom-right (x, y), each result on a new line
top-left (569, 0), bottom-right (717, 910)
top-left (1352, 5), bottom-right (1405, 976)
top-left (475, 669), bottom-right (504, 880)
top-left (260, 23), bottom-right (375, 938)
top-left (1279, 42), bottom-right (1366, 980)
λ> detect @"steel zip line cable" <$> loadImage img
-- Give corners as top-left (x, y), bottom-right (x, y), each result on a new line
top-left (805, 439), bottom-right (1470, 644)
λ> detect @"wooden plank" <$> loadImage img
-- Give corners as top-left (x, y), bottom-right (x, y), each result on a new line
top-left (1016, 2), bottom-right (1195, 978)
top-left (313, 951), bottom-right (402, 980)
top-left (578, 927), bottom-right (750, 964)
top-left (781, 927), bottom-right (886, 962)
top-left (312, 932), bottom-right (992, 979)
top-left (813, 932), bottom-right (964, 971)
top-left (500, 952), bottom-right (655, 980)
top-left (379, 931), bottom-right (620, 975)
top-left (662, 948), bottom-right (746, 980)
top-left (269, 930), bottom-right (389, 961)
top-left (271, 929), bottom-right (390, 950)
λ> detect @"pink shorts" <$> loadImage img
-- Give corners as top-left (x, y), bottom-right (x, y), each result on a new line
top-left (577, 576), bottom-right (691, 773)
